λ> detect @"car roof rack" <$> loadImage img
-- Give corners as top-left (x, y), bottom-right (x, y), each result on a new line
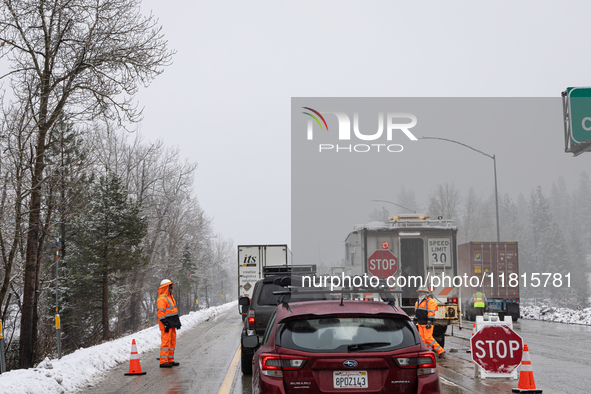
top-left (273, 284), bottom-right (403, 311)
top-left (263, 264), bottom-right (317, 277)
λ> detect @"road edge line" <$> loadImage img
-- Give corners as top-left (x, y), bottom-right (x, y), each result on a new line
top-left (218, 345), bottom-right (241, 394)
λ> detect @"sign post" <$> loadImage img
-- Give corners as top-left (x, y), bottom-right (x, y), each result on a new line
top-left (471, 314), bottom-right (522, 379)
top-left (56, 233), bottom-right (61, 359)
top-left (0, 320), bottom-right (5, 373)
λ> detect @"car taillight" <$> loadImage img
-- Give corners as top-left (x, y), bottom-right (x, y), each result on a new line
top-left (447, 297), bottom-right (458, 304)
top-left (247, 309), bottom-right (255, 327)
top-left (393, 352), bottom-right (437, 376)
top-left (260, 354), bottom-right (307, 377)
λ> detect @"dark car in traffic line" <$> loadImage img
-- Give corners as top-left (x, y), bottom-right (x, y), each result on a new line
top-left (240, 274), bottom-right (328, 374)
top-left (242, 299), bottom-right (441, 394)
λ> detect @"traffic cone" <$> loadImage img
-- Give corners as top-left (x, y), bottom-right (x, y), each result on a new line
top-left (512, 344), bottom-right (542, 393)
top-left (124, 339), bottom-right (147, 376)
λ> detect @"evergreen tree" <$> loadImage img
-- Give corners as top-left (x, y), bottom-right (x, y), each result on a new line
top-left (574, 172), bottom-right (591, 257)
top-left (460, 187), bottom-right (483, 243)
top-left (499, 193), bottom-right (522, 242)
top-left (178, 244), bottom-right (197, 312)
top-left (64, 172), bottom-right (147, 345)
top-left (561, 229), bottom-right (590, 307)
top-left (526, 186), bottom-right (569, 300)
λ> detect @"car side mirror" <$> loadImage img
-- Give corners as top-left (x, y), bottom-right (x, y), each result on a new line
top-left (239, 296), bottom-right (251, 306)
top-left (242, 335), bottom-right (260, 349)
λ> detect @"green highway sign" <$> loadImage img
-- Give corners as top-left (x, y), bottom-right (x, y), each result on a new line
top-left (563, 87), bottom-right (591, 155)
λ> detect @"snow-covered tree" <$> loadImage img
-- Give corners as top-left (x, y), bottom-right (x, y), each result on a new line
top-left (428, 183), bottom-right (461, 221)
top-left (524, 187), bottom-right (570, 299)
top-left (64, 172), bottom-right (147, 344)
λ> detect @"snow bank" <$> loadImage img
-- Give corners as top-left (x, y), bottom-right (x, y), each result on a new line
top-left (520, 304), bottom-right (591, 325)
top-left (0, 301), bottom-right (236, 394)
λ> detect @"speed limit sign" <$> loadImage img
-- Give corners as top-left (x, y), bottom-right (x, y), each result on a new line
top-left (428, 238), bottom-right (450, 265)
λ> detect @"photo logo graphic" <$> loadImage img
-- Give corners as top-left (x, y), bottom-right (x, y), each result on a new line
top-left (302, 107), bottom-right (418, 153)
top-left (302, 107), bottom-right (329, 134)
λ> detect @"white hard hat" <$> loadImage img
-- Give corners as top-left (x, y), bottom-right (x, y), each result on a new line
top-left (417, 286), bottom-right (430, 293)
top-left (159, 279), bottom-right (176, 289)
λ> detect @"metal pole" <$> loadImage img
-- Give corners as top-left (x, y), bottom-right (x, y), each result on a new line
top-left (420, 136), bottom-right (501, 241)
top-left (493, 155), bottom-right (500, 242)
top-left (0, 320), bottom-right (5, 373)
top-left (56, 233), bottom-right (61, 359)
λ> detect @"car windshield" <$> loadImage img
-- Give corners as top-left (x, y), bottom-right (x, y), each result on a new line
top-left (276, 315), bottom-right (417, 353)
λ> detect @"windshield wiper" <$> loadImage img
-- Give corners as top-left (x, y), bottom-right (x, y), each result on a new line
top-left (347, 342), bottom-right (390, 351)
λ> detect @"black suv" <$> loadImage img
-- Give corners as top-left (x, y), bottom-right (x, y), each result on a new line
top-left (239, 274), bottom-right (328, 374)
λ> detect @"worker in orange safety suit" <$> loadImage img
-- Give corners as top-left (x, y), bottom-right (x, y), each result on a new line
top-left (157, 279), bottom-right (182, 368)
top-left (414, 286), bottom-right (445, 358)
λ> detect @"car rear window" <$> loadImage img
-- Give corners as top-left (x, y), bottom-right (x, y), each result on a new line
top-left (257, 283), bottom-right (285, 305)
top-left (276, 316), bottom-right (417, 353)
top-left (257, 283), bottom-right (331, 306)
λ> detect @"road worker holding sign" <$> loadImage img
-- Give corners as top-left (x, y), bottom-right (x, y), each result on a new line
top-left (414, 286), bottom-right (445, 358)
top-left (157, 279), bottom-right (182, 368)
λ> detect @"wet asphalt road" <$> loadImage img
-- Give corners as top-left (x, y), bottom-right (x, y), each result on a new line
top-left (80, 309), bottom-right (591, 394)
top-left (81, 309), bottom-right (243, 394)
top-left (440, 318), bottom-right (591, 394)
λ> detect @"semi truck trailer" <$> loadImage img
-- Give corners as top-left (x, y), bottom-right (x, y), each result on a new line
top-left (457, 242), bottom-right (520, 321)
top-left (237, 244), bottom-right (292, 317)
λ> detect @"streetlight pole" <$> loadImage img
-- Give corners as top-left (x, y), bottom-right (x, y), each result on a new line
top-left (420, 136), bottom-right (501, 242)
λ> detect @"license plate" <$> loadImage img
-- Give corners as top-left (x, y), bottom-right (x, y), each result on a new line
top-left (333, 371), bottom-right (368, 389)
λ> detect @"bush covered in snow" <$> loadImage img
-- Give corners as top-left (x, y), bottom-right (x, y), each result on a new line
top-left (520, 304), bottom-right (591, 325)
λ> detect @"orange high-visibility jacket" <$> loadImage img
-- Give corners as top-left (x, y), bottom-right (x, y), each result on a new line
top-left (157, 284), bottom-right (181, 330)
top-left (414, 297), bottom-right (438, 325)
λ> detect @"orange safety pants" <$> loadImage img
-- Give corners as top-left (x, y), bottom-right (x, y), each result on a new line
top-left (160, 327), bottom-right (177, 364)
top-left (418, 324), bottom-right (444, 355)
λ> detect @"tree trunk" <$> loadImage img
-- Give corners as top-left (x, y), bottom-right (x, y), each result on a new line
top-left (19, 126), bottom-right (48, 368)
top-left (129, 269), bottom-right (138, 332)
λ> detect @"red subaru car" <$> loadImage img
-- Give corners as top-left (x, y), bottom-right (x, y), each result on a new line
top-left (242, 299), bottom-right (441, 394)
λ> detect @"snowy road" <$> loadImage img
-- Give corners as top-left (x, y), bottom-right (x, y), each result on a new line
top-left (69, 310), bottom-right (591, 393)
top-left (82, 309), bottom-right (243, 394)
top-left (440, 318), bottom-right (591, 394)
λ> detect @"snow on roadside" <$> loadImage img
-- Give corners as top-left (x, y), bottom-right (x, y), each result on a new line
top-left (0, 301), bottom-right (237, 394)
top-left (520, 304), bottom-right (591, 325)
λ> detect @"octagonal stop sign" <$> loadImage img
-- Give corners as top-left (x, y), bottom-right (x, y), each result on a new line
top-left (471, 325), bottom-right (523, 374)
top-left (367, 249), bottom-right (398, 278)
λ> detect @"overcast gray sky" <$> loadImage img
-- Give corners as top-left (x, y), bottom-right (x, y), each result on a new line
top-left (134, 1), bottom-right (591, 249)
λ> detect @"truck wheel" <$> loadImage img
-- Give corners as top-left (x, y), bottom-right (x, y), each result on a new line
top-left (432, 325), bottom-right (447, 350)
top-left (436, 335), bottom-right (445, 350)
top-left (241, 347), bottom-right (253, 375)
top-left (511, 315), bottom-right (519, 322)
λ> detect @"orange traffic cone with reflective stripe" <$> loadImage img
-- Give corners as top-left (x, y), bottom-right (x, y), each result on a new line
top-left (512, 344), bottom-right (542, 393)
top-left (124, 339), bottom-right (147, 376)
